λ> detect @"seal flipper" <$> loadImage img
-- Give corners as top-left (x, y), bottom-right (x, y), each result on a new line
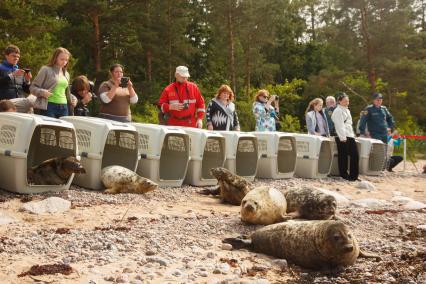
top-left (281, 211), bottom-right (300, 221)
top-left (222, 237), bottom-right (252, 250)
top-left (199, 186), bottom-right (220, 196)
top-left (104, 186), bottom-right (119, 194)
top-left (359, 250), bottom-right (382, 261)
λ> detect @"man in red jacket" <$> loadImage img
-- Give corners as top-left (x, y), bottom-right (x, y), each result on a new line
top-left (158, 66), bottom-right (205, 128)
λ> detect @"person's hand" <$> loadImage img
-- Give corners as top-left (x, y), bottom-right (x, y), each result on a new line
top-left (24, 71), bottom-right (32, 81)
top-left (169, 103), bottom-right (184, 111)
top-left (196, 119), bottom-right (203, 129)
top-left (127, 79), bottom-right (133, 90)
top-left (82, 93), bottom-right (92, 105)
top-left (207, 124), bottom-right (213, 131)
top-left (235, 127), bottom-right (241, 132)
top-left (340, 139), bottom-right (347, 143)
top-left (71, 96), bottom-right (78, 107)
top-left (12, 69), bottom-right (25, 77)
top-left (42, 90), bottom-right (52, 98)
top-left (315, 132), bottom-right (321, 136)
top-left (268, 96), bottom-right (276, 103)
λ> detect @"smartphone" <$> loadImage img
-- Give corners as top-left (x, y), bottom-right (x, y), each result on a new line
top-left (23, 68), bottom-right (31, 73)
top-left (120, 77), bottom-right (130, 87)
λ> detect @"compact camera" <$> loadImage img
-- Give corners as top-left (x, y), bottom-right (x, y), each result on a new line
top-left (182, 103), bottom-right (189, 110)
top-left (120, 77), bottom-right (130, 87)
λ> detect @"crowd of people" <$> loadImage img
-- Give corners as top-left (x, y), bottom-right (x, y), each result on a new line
top-left (0, 44), bottom-right (401, 178)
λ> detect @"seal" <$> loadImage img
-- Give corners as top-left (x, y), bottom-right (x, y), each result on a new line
top-left (223, 220), bottom-right (380, 270)
top-left (241, 186), bottom-right (287, 225)
top-left (27, 156), bottom-right (85, 185)
top-left (207, 167), bottom-right (252, 205)
top-left (283, 186), bottom-right (337, 220)
top-left (101, 165), bottom-right (158, 194)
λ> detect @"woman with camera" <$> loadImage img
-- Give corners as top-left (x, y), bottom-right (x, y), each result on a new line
top-left (98, 64), bottom-right (138, 122)
top-left (305, 98), bottom-right (330, 137)
top-left (71, 75), bottom-right (97, 116)
top-left (30, 47), bottom-right (76, 118)
top-left (206, 84), bottom-right (240, 131)
top-left (252, 89), bottom-right (278, 132)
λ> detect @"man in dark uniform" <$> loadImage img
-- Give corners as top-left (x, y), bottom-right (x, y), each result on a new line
top-left (359, 93), bottom-right (395, 143)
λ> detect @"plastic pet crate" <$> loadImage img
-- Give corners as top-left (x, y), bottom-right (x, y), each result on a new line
top-left (183, 128), bottom-right (226, 186)
top-left (253, 132), bottom-right (297, 179)
top-left (131, 123), bottom-right (190, 187)
top-left (293, 133), bottom-right (333, 178)
top-left (357, 137), bottom-right (386, 176)
top-left (219, 132), bottom-right (259, 182)
top-left (0, 113), bottom-right (77, 193)
top-left (61, 117), bottom-right (139, 190)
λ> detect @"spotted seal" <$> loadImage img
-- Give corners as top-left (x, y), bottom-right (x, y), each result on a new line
top-left (223, 220), bottom-right (380, 269)
top-left (241, 186), bottom-right (287, 225)
top-left (283, 186), bottom-right (337, 220)
top-left (101, 166), bottom-right (157, 194)
top-left (27, 156), bottom-right (85, 185)
top-left (206, 167), bottom-right (252, 205)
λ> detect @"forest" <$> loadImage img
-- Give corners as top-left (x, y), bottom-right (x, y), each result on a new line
top-left (1, 0), bottom-right (425, 146)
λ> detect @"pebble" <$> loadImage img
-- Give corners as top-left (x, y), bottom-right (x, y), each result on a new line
top-left (199, 271), bottom-right (208, 277)
top-left (221, 243), bottom-right (233, 250)
top-left (21, 197), bottom-right (71, 214)
top-left (104, 276), bottom-right (115, 282)
top-left (356, 180), bottom-right (376, 190)
top-left (207, 251), bottom-right (215, 258)
top-left (146, 256), bottom-right (169, 267)
top-left (0, 211), bottom-right (17, 225)
top-left (403, 200), bottom-right (426, 210)
top-left (171, 269), bottom-right (183, 277)
top-left (391, 196), bottom-right (414, 204)
top-left (271, 259), bottom-right (288, 270)
top-left (145, 250), bottom-right (156, 256)
top-left (416, 224), bottom-right (426, 231)
top-left (351, 198), bottom-right (389, 208)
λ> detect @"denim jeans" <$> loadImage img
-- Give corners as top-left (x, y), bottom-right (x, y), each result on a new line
top-left (41, 102), bottom-right (69, 118)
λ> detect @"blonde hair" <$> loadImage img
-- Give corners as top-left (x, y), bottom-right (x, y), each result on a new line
top-left (254, 89), bottom-right (269, 102)
top-left (305, 98), bottom-right (323, 114)
top-left (47, 47), bottom-right (71, 72)
top-left (215, 84), bottom-right (234, 101)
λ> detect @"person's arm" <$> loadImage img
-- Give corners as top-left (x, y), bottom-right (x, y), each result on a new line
top-left (206, 101), bottom-right (213, 130)
top-left (29, 67), bottom-right (51, 98)
top-left (103, 80), bottom-right (119, 102)
top-left (305, 112), bottom-right (316, 135)
top-left (384, 107), bottom-right (395, 131)
top-left (0, 69), bottom-right (12, 86)
top-left (127, 79), bottom-right (138, 104)
top-left (253, 102), bottom-right (269, 119)
top-left (234, 108), bottom-right (241, 131)
top-left (331, 108), bottom-right (347, 141)
top-left (195, 87), bottom-right (205, 128)
top-left (358, 108), bottom-right (369, 136)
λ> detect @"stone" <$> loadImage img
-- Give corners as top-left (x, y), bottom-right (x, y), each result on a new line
top-left (316, 188), bottom-right (350, 205)
top-left (391, 196), bottom-right (414, 204)
top-left (416, 225), bottom-right (426, 231)
top-left (351, 198), bottom-right (389, 208)
top-left (146, 256), bottom-right (169, 267)
top-left (356, 181), bottom-right (376, 190)
top-left (272, 259), bottom-right (288, 270)
top-left (171, 269), bottom-right (183, 277)
top-left (403, 201), bottom-right (426, 210)
top-left (0, 212), bottom-right (16, 225)
top-left (116, 274), bottom-right (129, 283)
top-left (21, 197), bottom-right (71, 214)
top-left (221, 243), bottom-right (233, 251)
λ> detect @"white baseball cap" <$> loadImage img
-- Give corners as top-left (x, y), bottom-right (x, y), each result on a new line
top-left (175, 66), bottom-right (190, 78)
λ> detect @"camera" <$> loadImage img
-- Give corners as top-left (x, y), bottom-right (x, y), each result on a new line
top-left (23, 68), bottom-right (30, 73)
top-left (182, 102), bottom-right (189, 110)
top-left (274, 95), bottom-right (279, 101)
top-left (120, 77), bottom-right (130, 87)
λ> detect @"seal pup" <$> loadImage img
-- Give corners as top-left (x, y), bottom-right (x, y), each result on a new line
top-left (205, 167), bottom-right (252, 205)
top-left (283, 186), bottom-right (337, 220)
top-left (101, 165), bottom-right (157, 194)
top-left (223, 220), bottom-right (380, 270)
top-left (27, 156), bottom-right (85, 185)
top-left (241, 186), bottom-right (287, 225)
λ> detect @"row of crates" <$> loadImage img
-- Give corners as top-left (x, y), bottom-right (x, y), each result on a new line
top-left (0, 113), bottom-right (387, 194)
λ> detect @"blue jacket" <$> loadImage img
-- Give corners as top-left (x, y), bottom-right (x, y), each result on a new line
top-left (359, 104), bottom-right (395, 136)
top-left (324, 106), bottom-right (336, 136)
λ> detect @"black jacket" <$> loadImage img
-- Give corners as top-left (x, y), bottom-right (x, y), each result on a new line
top-left (0, 62), bottom-right (30, 100)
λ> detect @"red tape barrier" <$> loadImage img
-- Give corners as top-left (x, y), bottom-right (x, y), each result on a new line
top-left (393, 135), bottom-right (426, 140)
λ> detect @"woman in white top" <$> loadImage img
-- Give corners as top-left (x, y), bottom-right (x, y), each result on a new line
top-left (331, 93), bottom-right (359, 181)
top-left (305, 98), bottom-right (330, 137)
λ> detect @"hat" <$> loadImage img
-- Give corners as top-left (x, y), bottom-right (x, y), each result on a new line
top-left (373, 93), bottom-right (383, 99)
top-left (175, 66), bottom-right (190, 78)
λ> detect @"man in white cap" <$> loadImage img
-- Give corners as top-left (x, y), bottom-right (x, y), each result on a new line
top-left (158, 66), bottom-right (205, 128)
